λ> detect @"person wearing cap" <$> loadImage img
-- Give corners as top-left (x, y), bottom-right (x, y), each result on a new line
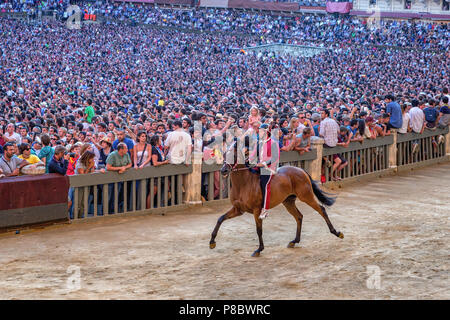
top-left (310, 113), bottom-right (321, 136)
top-left (250, 123), bottom-right (280, 220)
top-left (99, 136), bottom-right (113, 169)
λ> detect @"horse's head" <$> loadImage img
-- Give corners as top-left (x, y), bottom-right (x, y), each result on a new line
top-left (221, 136), bottom-right (250, 177)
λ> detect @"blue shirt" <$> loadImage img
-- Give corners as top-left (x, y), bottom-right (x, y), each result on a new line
top-left (112, 138), bottom-right (134, 156)
top-left (313, 124), bottom-right (320, 136)
top-left (347, 125), bottom-right (358, 136)
top-left (386, 101), bottom-right (402, 128)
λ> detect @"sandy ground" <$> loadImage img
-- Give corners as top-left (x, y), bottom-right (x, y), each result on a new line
top-left (0, 163), bottom-right (449, 300)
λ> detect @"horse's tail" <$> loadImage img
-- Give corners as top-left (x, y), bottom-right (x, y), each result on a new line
top-left (304, 170), bottom-right (336, 207)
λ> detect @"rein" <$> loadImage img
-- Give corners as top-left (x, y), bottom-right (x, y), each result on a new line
top-left (223, 162), bottom-right (256, 172)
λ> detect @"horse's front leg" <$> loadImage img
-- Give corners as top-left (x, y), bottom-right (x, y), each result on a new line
top-left (209, 206), bottom-right (242, 249)
top-left (252, 208), bottom-right (264, 257)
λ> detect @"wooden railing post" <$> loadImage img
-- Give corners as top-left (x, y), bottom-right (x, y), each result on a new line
top-left (309, 137), bottom-right (324, 181)
top-left (184, 151), bottom-right (203, 205)
top-left (389, 129), bottom-right (398, 171)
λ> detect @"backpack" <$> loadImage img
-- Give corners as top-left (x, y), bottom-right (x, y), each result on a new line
top-left (424, 107), bottom-right (438, 123)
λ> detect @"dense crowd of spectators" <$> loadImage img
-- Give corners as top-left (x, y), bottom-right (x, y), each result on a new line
top-left (0, 4), bottom-right (449, 189)
top-left (2, 1), bottom-right (449, 50)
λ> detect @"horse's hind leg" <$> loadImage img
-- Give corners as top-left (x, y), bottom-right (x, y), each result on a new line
top-left (282, 196), bottom-right (303, 248)
top-left (299, 191), bottom-right (344, 239)
top-left (210, 206), bottom-right (242, 249)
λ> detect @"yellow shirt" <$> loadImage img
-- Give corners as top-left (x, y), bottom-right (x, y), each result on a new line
top-left (19, 154), bottom-right (41, 165)
top-left (158, 99), bottom-right (165, 106)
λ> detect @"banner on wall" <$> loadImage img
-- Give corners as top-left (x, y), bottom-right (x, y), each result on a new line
top-left (227, 0), bottom-right (299, 11)
top-left (325, 2), bottom-right (353, 14)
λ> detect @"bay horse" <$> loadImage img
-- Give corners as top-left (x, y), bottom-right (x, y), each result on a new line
top-left (209, 141), bottom-right (344, 257)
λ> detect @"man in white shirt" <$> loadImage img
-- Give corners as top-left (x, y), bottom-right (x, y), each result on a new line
top-left (164, 120), bottom-right (192, 164)
top-left (409, 100), bottom-right (425, 134)
top-left (408, 99), bottom-right (425, 154)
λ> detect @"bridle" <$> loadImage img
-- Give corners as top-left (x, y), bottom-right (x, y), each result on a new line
top-left (221, 139), bottom-right (256, 176)
top-left (222, 162), bottom-right (252, 172)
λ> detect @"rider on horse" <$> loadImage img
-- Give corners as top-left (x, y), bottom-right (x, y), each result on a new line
top-left (250, 123), bottom-right (280, 220)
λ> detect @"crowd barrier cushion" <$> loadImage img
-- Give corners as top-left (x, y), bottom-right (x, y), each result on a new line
top-left (0, 174), bottom-right (70, 231)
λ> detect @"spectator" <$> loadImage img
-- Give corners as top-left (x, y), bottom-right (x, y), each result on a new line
top-left (437, 96), bottom-right (449, 129)
top-left (409, 99), bottom-right (426, 154)
top-left (385, 95), bottom-right (403, 130)
top-left (112, 128), bottom-right (134, 156)
top-left (18, 143), bottom-right (43, 166)
top-left (424, 102), bottom-right (440, 130)
top-left (165, 120), bottom-right (192, 165)
top-left (133, 131), bottom-right (151, 169)
top-left (48, 145), bottom-right (69, 175)
top-left (106, 142), bottom-right (132, 174)
top-left (0, 142), bottom-right (28, 177)
top-left (3, 123), bottom-right (21, 145)
top-left (66, 142), bottom-right (83, 176)
top-left (84, 98), bottom-right (95, 124)
top-left (105, 142), bottom-right (132, 213)
top-left (150, 134), bottom-right (169, 167)
top-left (311, 113), bottom-right (321, 136)
top-left (248, 106), bottom-right (261, 128)
top-left (73, 150), bottom-right (102, 218)
top-left (398, 102), bottom-right (411, 134)
top-left (349, 119), bottom-right (363, 142)
top-left (364, 117), bottom-right (378, 140)
top-left (319, 109), bottom-right (340, 148)
top-left (98, 137), bottom-right (113, 169)
top-left (376, 114), bottom-right (391, 137)
top-left (293, 127), bottom-right (312, 155)
top-left (38, 134), bottom-right (54, 173)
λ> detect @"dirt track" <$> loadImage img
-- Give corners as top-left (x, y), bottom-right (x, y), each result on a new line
top-left (0, 163), bottom-right (449, 300)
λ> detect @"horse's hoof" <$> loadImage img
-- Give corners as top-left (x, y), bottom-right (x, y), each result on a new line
top-left (251, 251), bottom-right (260, 257)
top-left (209, 242), bottom-right (216, 249)
top-left (287, 242), bottom-right (296, 248)
top-left (338, 232), bottom-right (344, 239)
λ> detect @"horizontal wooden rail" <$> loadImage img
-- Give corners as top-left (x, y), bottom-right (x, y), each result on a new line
top-left (69, 164), bottom-right (192, 188)
top-left (322, 136), bottom-right (394, 156)
top-left (397, 126), bottom-right (449, 143)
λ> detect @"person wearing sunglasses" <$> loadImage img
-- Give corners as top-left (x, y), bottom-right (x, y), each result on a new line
top-left (18, 143), bottom-right (44, 166)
